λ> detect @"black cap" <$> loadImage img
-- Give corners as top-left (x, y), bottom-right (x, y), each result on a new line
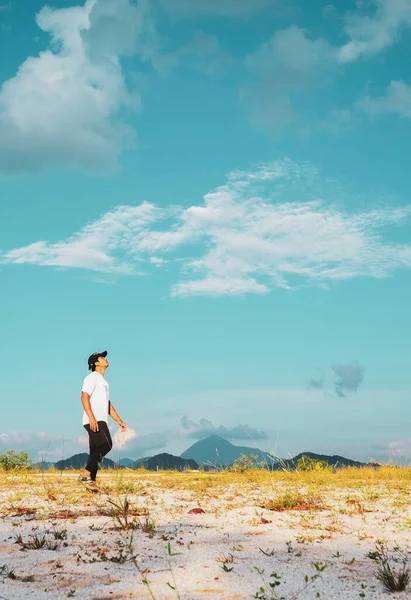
top-left (88, 350), bottom-right (108, 370)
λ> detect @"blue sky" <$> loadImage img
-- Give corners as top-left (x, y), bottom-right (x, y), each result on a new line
top-left (1, 0), bottom-right (411, 463)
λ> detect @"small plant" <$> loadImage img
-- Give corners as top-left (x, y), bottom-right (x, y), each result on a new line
top-left (296, 455), bottom-right (331, 472)
top-left (260, 489), bottom-right (324, 512)
top-left (231, 453), bottom-right (265, 473)
top-left (259, 547), bottom-right (275, 557)
top-left (216, 553), bottom-right (235, 572)
top-left (368, 540), bottom-right (410, 592)
top-left (166, 542), bottom-right (182, 599)
top-left (140, 513), bottom-right (157, 538)
top-left (15, 531), bottom-right (60, 551)
top-left (107, 496), bottom-right (150, 531)
top-left (108, 496), bottom-right (133, 529)
top-left (286, 540), bottom-right (294, 554)
top-left (50, 526), bottom-right (67, 540)
top-left (359, 582), bottom-right (367, 598)
top-left (167, 541), bottom-right (182, 556)
top-left (252, 567), bottom-right (282, 600)
top-left (0, 564), bottom-right (16, 580)
top-left (0, 450), bottom-right (32, 471)
top-left (114, 472), bottom-right (136, 494)
top-left (108, 535), bottom-right (136, 563)
top-left (252, 563), bottom-right (328, 600)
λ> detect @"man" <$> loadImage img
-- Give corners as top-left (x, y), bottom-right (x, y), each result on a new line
top-left (78, 350), bottom-right (127, 492)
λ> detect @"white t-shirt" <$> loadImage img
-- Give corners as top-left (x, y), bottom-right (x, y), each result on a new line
top-left (81, 372), bottom-right (110, 425)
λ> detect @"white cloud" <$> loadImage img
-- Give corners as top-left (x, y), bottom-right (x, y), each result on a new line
top-left (338, 0), bottom-right (411, 63)
top-left (172, 277), bottom-right (269, 298)
top-left (2, 159), bottom-right (411, 296)
top-left (241, 26), bottom-right (334, 131)
top-left (157, 0), bottom-right (273, 18)
top-left (0, 0), bottom-right (158, 173)
top-left (240, 2), bottom-right (411, 130)
top-left (112, 427), bottom-right (138, 450)
top-left (360, 80), bottom-right (411, 119)
top-left (0, 431), bottom-right (77, 461)
top-left (2, 202), bottom-right (161, 273)
top-left (388, 439), bottom-right (411, 458)
top-left (181, 416), bottom-right (268, 441)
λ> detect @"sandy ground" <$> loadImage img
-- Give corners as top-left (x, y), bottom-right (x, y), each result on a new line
top-left (0, 471), bottom-right (410, 599)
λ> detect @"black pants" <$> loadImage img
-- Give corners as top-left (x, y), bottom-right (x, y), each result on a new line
top-left (84, 421), bottom-right (113, 481)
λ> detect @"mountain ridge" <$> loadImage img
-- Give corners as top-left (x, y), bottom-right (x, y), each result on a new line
top-left (31, 436), bottom-right (372, 470)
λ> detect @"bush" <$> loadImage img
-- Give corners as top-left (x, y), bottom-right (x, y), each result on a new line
top-left (0, 450), bottom-right (32, 471)
top-left (296, 455), bottom-right (331, 472)
top-left (231, 453), bottom-right (265, 473)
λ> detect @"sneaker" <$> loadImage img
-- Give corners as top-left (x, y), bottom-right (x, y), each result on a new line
top-left (78, 475), bottom-right (99, 493)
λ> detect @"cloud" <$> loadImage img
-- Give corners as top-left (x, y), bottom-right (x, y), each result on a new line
top-left (121, 432), bottom-right (168, 457)
top-left (112, 427), bottom-right (137, 450)
top-left (360, 80), bottom-right (411, 119)
top-left (157, 0), bottom-right (273, 18)
top-left (0, 431), bottom-right (76, 461)
top-left (332, 362), bottom-right (365, 397)
top-left (2, 159), bottom-right (411, 296)
top-left (338, 0), bottom-right (411, 63)
top-left (1, 202), bottom-right (161, 273)
top-left (181, 416), bottom-right (268, 441)
top-left (0, 0), bottom-right (159, 173)
top-left (241, 26), bottom-right (334, 131)
top-left (388, 439), bottom-right (411, 458)
top-left (307, 376), bottom-right (325, 391)
top-left (155, 32), bottom-right (232, 77)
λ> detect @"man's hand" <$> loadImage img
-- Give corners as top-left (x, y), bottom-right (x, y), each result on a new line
top-left (90, 417), bottom-right (99, 432)
top-left (118, 421), bottom-right (127, 433)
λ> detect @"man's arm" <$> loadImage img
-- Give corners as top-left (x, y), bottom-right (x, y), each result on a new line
top-left (81, 392), bottom-right (99, 432)
top-left (109, 402), bottom-right (127, 432)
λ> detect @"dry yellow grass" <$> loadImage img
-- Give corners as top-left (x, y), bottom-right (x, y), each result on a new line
top-left (1, 467), bottom-right (410, 599)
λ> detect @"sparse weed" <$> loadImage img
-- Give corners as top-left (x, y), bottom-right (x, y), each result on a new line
top-left (0, 564), bottom-right (16, 580)
top-left (259, 547), bottom-right (275, 557)
top-left (260, 488), bottom-right (324, 512)
top-left (368, 540), bottom-right (411, 592)
top-left (216, 552), bottom-right (235, 572)
top-left (231, 453), bottom-right (265, 473)
top-left (252, 567), bottom-right (282, 600)
top-left (113, 472), bottom-right (136, 495)
top-left (15, 530), bottom-right (60, 551)
top-left (107, 496), bottom-right (151, 532)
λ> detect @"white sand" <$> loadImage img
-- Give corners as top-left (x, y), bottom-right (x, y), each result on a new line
top-left (0, 472), bottom-right (410, 599)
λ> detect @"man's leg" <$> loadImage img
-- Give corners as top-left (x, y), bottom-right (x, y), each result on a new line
top-left (91, 422), bottom-right (113, 481)
top-left (82, 422), bottom-right (112, 482)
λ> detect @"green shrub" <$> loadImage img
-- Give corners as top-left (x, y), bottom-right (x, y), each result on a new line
top-left (231, 453), bottom-right (265, 473)
top-left (296, 455), bottom-right (331, 472)
top-left (0, 450), bottom-right (32, 471)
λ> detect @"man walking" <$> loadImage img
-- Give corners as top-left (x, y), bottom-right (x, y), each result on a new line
top-left (79, 350), bottom-right (127, 492)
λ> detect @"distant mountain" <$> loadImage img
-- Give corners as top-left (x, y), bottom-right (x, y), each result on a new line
top-left (137, 453), bottom-right (198, 471)
top-left (133, 456), bottom-right (153, 469)
top-left (274, 451), bottom-right (370, 470)
top-left (118, 458), bottom-right (135, 468)
top-left (180, 435), bottom-right (276, 467)
top-left (180, 436), bottom-right (371, 470)
top-left (54, 453), bottom-right (116, 470)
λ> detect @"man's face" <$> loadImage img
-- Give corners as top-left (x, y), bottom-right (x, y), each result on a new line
top-left (96, 355), bottom-right (109, 369)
